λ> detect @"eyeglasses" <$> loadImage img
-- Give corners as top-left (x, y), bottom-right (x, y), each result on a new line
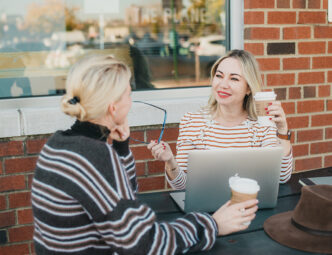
top-left (130, 101), bottom-right (167, 144)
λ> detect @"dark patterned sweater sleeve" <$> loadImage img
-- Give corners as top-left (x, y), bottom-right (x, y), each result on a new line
top-left (32, 134), bottom-right (217, 255)
top-left (112, 138), bottom-right (130, 156)
top-left (112, 138), bottom-right (138, 193)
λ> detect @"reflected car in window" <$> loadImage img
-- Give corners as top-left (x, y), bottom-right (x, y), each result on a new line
top-left (191, 35), bottom-right (226, 56)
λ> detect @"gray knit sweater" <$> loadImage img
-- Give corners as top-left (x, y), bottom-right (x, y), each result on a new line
top-left (31, 121), bottom-right (217, 255)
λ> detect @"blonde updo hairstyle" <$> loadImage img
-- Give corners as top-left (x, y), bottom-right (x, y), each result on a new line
top-left (61, 55), bottom-right (131, 121)
top-left (207, 49), bottom-right (263, 120)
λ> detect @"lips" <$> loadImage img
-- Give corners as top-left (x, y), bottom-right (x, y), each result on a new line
top-left (217, 91), bottom-right (231, 98)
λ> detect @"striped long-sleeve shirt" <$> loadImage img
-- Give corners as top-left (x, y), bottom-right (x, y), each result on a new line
top-left (167, 110), bottom-right (293, 190)
top-left (32, 121), bottom-right (217, 255)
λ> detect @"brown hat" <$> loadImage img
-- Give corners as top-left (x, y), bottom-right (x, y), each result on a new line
top-left (263, 185), bottom-right (332, 254)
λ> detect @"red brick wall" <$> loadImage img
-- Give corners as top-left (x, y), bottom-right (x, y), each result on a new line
top-left (1, 0), bottom-right (332, 253)
top-left (244, 0), bottom-right (332, 172)
top-left (0, 138), bottom-right (40, 254)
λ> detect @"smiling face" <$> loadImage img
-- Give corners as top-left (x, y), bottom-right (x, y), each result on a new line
top-left (212, 57), bottom-right (250, 110)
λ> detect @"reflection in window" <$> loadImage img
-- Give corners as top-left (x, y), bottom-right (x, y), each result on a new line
top-left (0, 0), bottom-right (227, 99)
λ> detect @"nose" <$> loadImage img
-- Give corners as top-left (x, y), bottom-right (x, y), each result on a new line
top-left (218, 77), bottom-right (230, 89)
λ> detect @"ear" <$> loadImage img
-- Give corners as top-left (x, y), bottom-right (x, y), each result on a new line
top-left (107, 102), bottom-right (116, 118)
top-left (246, 85), bottom-right (251, 95)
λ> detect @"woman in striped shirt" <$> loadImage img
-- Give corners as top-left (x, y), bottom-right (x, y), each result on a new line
top-left (148, 50), bottom-right (293, 190)
top-left (31, 54), bottom-right (258, 254)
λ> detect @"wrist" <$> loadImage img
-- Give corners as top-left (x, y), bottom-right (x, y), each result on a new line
top-left (277, 129), bottom-right (288, 135)
top-left (166, 166), bottom-right (177, 172)
top-left (165, 161), bottom-right (179, 180)
top-left (277, 129), bottom-right (292, 141)
top-left (165, 158), bottom-right (178, 172)
top-left (165, 156), bottom-right (177, 167)
top-left (165, 163), bottom-right (177, 172)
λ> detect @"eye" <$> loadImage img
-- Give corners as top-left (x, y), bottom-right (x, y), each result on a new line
top-left (215, 73), bottom-right (223, 78)
top-left (231, 77), bottom-right (239, 81)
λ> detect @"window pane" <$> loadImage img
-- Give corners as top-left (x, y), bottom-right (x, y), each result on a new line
top-left (0, 0), bottom-right (227, 99)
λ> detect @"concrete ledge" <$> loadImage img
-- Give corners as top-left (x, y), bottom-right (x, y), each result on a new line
top-left (0, 110), bottom-right (21, 138)
top-left (21, 107), bottom-right (75, 136)
top-left (1, 93), bottom-right (209, 138)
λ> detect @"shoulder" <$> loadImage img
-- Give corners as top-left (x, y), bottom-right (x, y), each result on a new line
top-left (45, 131), bottom-right (111, 166)
top-left (38, 132), bottom-right (118, 190)
top-left (181, 109), bottom-right (209, 123)
top-left (179, 110), bottom-right (210, 135)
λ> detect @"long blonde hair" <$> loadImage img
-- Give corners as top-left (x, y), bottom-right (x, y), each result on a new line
top-left (61, 55), bottom-right (131, 121)
top-left (207, 49), bottom-right (263, 120)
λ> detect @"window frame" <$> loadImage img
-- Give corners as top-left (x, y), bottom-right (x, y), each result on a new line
top-left (0, 0), bottom-right (243, 138)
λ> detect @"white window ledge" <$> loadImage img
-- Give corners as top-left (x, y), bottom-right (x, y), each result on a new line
top-left (0, 109), bottom-right (21, 138)
top-left (0, 87), bottom-right (210, 138)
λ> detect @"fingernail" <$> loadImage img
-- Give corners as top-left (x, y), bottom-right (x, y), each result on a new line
top-left (264, 107), bottom-right (268, 110)
top-left (266, 111), bottom-right (269, 114)
top-left (268, 103), bottom-right (272, 106)
top-left (269, 118), bottom-right (272, 120)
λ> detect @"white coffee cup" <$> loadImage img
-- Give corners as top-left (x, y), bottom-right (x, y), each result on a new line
top-left (229, 174), bottom-right (260, 225)
top-left (254, 91), bottom-right (277, 127)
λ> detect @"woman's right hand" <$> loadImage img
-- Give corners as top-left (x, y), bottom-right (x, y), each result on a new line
top-left (212, 199), bottom-right (258, 236)
top-left (147, 140), bottom-right (174, 162)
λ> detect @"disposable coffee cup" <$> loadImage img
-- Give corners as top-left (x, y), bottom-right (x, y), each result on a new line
top-left (229, 175), bottom-right (260, 225)
top-left (254, 91), bottom-right (276, 127)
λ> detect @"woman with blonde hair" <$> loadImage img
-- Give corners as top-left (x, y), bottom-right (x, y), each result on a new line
top-left (148, 49), bottom-right (293, 190)
top-left (31, 54), bottom-right (258, 254)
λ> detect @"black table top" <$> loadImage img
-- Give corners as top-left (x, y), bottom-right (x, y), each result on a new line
top-left (137, 167), bottom-right (332, 255)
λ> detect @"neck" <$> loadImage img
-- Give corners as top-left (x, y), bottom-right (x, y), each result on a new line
top-left (214, 106), bottom-right (247, 127)
top-left (89, 115), bottom-right (114, 131)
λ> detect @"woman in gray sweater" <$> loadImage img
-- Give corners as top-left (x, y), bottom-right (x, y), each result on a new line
top-left (31, 54), bottom-right (258, 254)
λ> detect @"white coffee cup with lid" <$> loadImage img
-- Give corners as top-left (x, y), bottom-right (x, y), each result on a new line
top-left (254, 91), bottom-right (276, 127)
top-left (229, 174), bottom-right (260, 225)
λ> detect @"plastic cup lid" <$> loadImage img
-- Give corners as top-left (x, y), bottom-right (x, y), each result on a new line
top-left (254, 91), bottom-right (276, 100)
top-left (229, 174), bottom-right (260, 193)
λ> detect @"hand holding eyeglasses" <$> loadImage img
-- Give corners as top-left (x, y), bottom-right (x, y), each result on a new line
top-left (129, 101), bottom-right (167, 144)
top-left (147, 140), bottom-right (174, 162)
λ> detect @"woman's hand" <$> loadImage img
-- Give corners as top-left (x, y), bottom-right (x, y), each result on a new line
top-left (147, 140), bottom-right (174, 162)
top-left (267, 101), bottom-right (288, 134)
top-left (110, 118), bottom-right (130, 142)
top-left (212, 199), bottom-right (258, 236)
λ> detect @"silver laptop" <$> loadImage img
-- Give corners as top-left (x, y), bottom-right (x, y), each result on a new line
top-left (170, 146), bottom-right (283, 212)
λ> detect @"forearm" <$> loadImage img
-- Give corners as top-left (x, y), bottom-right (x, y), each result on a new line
top-left (279, 141), bottom-right (293, 183)
top-left (278, 139), bottom-right (292, 157)
top-left (97, 199), bottom-right (217, 254)
top-left (112, 137), bottom-right (130, 156)
top-left (111, 140), bottom-right (138, 192)
top-left (262, 127), bottom-right (293, 183)
top-left (165, 156), bottom-right (180, 180)
top-left (164, 157), bottom-right (188, 190)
